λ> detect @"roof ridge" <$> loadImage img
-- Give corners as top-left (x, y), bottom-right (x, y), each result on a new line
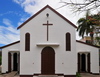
top-left (0, 41), bottom-right (20, 49)
top-left (17, 5), bottom-right (77, 29)
top-left (76, 40), bottom-right (100, 48)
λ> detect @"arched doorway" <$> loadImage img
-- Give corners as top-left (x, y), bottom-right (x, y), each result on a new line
top-left (81, 54), bottom-right (86, 72)
top-left (41, 47), bottom-right (55, 74)
top-left (13, 53), bottom-right (18, 71)
top-left (8, 52), bottom-right (20, 72)
top-left (78, 53), bottom-right (91, 73)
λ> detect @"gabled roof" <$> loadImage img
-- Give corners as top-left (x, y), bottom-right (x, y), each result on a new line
top-left (17, 5), bottom-right (77, 29)
top-left (0, 41), bottom-right (20, 49)
top-left (76, 40), bottom-right (100, 48)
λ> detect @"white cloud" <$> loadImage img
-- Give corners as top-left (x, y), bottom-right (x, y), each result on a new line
top-left (7, 26), bottom-right (19, 34)
top-left (0, 18), bottom-right (20, 45)
top-left (0, 32), bottom-right (19, 45)
top-left (13, 0), bottom-right (85, 25)
top-left (17, 15), bottom-right (29, 26)
top-left (13, 0), bottom-right (62, 15)
top-left (13, 0), bottom-right (24, 5)
top-left (3, 18), bottom-right (13, 26)
top-left (18, 22), bottom-right (23, 26)
top-left (0, 25), bottom-right (20, 45)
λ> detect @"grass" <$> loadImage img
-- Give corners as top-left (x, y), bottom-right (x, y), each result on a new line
top-left (76, 72), bottom-right (81, 77)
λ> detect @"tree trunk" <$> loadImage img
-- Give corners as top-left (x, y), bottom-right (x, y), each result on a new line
top-left (90, 32), bottom-right (94, 44)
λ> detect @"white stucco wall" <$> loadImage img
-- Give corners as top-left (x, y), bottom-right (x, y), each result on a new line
top-left (2, 42), bottom-right (20, 73)
top-left (76, 42), bottom-right (99, 73)
top-left (20, 7), bottom-right (77, 75)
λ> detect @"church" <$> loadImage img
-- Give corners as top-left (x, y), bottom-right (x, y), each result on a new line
top-left (0, 5), bottom-right (99, 77)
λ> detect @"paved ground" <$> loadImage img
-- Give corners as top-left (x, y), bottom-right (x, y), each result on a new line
top-left (0, 72), bottom-right (100, 77)
top-left (81, 73), bottom-right (100, 77)
top-left (0, 71), bottom-right (18, 77)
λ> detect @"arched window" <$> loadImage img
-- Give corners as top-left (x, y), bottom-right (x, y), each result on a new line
top-left (66, 33), bottom-right (71, 51)
top-left (25, 33), bottom-right (30, 51)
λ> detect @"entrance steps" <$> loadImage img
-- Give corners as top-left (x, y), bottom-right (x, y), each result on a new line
top-left (39, 75), bottom-right (58, 77)
top-left (33, 75), bottom-right (64, 77)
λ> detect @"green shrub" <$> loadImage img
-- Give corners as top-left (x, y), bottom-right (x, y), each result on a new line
top-left (76, 72), bottom-right (81, 77)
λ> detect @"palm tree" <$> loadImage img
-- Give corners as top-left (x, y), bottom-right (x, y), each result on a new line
top-left (90, 13), bottom-right (100, 27)
top-left (77, 11), bottom-right (95, 44)
top-left (90, 13), bottom-right (100, 45)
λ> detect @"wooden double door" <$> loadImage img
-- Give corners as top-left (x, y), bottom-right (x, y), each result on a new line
top-left (41, 47), bottom-right (55, 74)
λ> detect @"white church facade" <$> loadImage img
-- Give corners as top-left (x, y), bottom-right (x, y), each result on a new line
top-left (0, 5), bottom-right (100, 77)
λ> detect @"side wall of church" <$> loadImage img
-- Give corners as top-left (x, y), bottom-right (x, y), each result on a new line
top-left (76, 42), bottom-right (99, 74)
top-left (2, 43), bottom-right (20, 73)
top-left (20, 8), bottom-right (77, 76)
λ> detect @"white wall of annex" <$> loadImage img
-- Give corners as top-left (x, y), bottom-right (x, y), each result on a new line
top-left (76, 42), bottom-right (99, 73)
top-left (2, 43), bottom-right (20, 73)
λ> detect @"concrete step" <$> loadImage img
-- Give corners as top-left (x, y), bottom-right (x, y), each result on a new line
top-left (33, 75), bottom-right (64, 77)
top-left (38, 75), bottom-right (58, 77)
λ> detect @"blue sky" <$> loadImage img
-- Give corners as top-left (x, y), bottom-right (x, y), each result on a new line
top-left (0, 0), bottom-right (98, 47)
top-left (0, 0), bottom-right (31, 46)
top-left (0, 0), bottom-right (30, 27)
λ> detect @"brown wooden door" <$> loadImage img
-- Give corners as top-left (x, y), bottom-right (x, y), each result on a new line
top-left (13, 53), bottom-right (18, 71)
top-left (8, 52), bottom-right (11, 72)
top-left (81, 54), bottom-right (86, 72)
top-left (78, 53), bottom-right (80, 72)
top-left (41, 47), bottom-right (55, 74)
top-left (87, 53), bottom-right (90, 73)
